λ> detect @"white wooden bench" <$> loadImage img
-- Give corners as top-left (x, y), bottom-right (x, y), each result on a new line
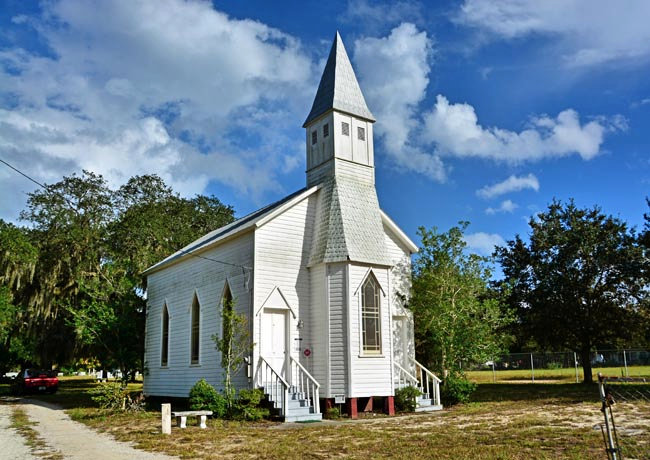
top-left (171, 410), bottom-right (213, 429)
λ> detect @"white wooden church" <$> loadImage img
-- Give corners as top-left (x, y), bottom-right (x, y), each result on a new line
top-left (143, 32), bottom-right (441, 421)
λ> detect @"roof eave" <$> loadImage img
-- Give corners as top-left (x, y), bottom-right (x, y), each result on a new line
top-left (141, 185), bottom-right (321, 277)
top-left (302, 107), bottom-right (376, 128)
top-left (380, 210), bottom-right (419, 254)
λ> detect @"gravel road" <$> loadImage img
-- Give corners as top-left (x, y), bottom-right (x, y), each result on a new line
top-left (0, 402), bottom-right (37, 460)
top-left (7, 399), bottom-right (177, 460)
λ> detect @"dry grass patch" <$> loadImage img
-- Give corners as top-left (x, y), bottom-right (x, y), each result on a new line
top-left (35, 378), bottom-right (650, 459)
top-left (10, 405), bottom-right (63, 459)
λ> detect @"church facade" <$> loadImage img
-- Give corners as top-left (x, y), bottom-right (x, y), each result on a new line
top-left (143, 32), bottom-right (441, 421)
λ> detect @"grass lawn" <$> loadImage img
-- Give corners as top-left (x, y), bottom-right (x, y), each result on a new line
top-left (466, 365), bottom-right (650, 384)
top-left (12, 377), bottom-right (649, 459)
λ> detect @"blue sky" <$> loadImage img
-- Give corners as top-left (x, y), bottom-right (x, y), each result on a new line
top-left (1, 0), bottom-right (649, 257)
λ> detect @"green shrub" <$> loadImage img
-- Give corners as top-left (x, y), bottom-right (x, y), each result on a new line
top-left (324, 406), bottom-right (340, 419)
top-left (189, 379), bottom-right (227, 418)
top-left (546, 361), bottom-right (563, 370)
top-left (231, 388), bottom-right (268, 421)
top-left (395, 385), bottom-right (422, 412)
top-left (90, 381), bottom-right (129, 410)
top-left (441, 375), bottom-right (477, 406)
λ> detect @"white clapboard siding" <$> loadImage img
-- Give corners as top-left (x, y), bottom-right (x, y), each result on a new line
top-left (309, 263), bottom-right (328, 392)
top-left (327, 263), bottom-right (348, 396)
top-left (384, 224), bottom-right (416, 373)
top-left (144, 232), bottom-right (254, 398)
top-left (253, 194), bottom-right (317, 371)
top-left (384, 224), bottom-right (413, 309)
top-left (348, 263), bottom-right (393, 397)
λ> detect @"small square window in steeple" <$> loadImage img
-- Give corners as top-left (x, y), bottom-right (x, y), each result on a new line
top-left (358, 126), bottom-right (365, 141)
top-left (311, 130), bottom-right (317, 145)
top-left (342, 122), bottom-right (350, 136)
top-left (323, 123), bottom-right (329, 137)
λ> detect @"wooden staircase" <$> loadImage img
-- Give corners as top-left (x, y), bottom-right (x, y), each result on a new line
top-left (394, 359), bottom-right (443, 412)
top-left (256, 356), bottom-right (322, 422)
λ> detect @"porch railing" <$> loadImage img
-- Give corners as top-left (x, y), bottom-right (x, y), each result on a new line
top-left (255, 356), bottom-right (289, 417)
top-left (394, 361), bottom-right (420, 388)
top-left (411, 358), bottom-right (441, 407)
top-left (289, 356), bottom-right (321, 415)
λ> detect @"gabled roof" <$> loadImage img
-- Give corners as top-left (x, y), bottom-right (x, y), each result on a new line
top-left (142, 186), bottom-right (319, 276)
top-left (303, 31), bottom-right (375, 127)
top-left (380, 210), bottom-right (419, 254)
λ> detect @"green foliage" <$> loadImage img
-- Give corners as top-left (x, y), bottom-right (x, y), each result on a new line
top-left (188, 379), bottom-right (227, 418)
top-left (324, 407), bottom-right (340, 419)
top-left (231, 388), bottom-right (268, 421)
top-left (0, 172), bottom-right (234, 374)
top-left (395, 386), bottom-right (422, 412)
top-left (441, 375), bottom-right (477, 406)
top-left (496, 199), bottom-right (648, 383)
top-left (90, 381), bottom-right (129, 410)
top-left (410, 222), bottom-right (514, 378)
top-left (214, 302), bottom-right (252, 409)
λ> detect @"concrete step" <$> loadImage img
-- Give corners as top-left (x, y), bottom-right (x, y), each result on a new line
top-left (274, 398), bottom-right (309, 410)
top-left (415, 404), bottom-right (443, 412)
top-left (284, 412), bottom-right (323, 423)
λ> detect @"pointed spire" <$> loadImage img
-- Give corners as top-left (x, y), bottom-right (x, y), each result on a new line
top-left (303, 31), bottom-right (375, 127)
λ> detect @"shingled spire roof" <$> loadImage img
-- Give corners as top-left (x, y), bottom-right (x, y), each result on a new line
top-left (303, 31), bottom-right (375, 127)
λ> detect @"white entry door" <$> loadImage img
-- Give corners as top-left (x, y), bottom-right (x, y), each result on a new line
top-left (261, 308), bottom-right (287, 376)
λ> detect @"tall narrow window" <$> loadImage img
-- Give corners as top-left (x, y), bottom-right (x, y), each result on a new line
top-left (311, 130), bottom-right (317, 145)
top-left (221, 282), bottom-right (233, 363)
top-left (357, 126), bottom-right (366, 141)
top-left (361, 275), bottom-right (381, 354)
top-left (341, 122), bottom-right (350, 136)
top-left (323, 123), bottom-right (329, 137)
top-left (161, 304), bottom-right (169, 366)
top-left (190, 296), bottom-right (200, 364)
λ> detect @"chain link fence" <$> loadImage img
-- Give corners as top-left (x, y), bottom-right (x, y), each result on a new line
top-left (598, 374), bottom-right (650, 459)
top-left (465, 350), bottom-right (650, 383)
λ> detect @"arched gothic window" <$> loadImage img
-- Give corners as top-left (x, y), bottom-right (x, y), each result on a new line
top-left (221, 282), bottom-right (233, 362)
top-left (161, 304), bottom-right (169, 367)
top-left (190, 295), bottom-right (200, 364)
top-left (361, 274), bottom-right (381, 354)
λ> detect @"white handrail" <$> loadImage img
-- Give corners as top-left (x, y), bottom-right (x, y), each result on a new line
top-left (289, 356), bottom-right (321, 415)
top-left (394, 361), bottom-right (419, 388)
top-left (410, 358), bottom-right (441, 407)
top-left (412, 358), bottom-right (442, 382)
top-left (256, 356), bottom-right (289, 417)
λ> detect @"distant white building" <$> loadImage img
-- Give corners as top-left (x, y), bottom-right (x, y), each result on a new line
top-left (143, 32), bottom-right (441, 421)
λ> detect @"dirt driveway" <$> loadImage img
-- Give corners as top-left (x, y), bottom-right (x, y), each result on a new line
top-left (4, 398), bottom-right (177, 460)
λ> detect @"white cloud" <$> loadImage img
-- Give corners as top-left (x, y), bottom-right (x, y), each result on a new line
top-left (0, 0), bottom-right (314, 220)
top-left (631, 98), bottom-right (650, 109)
top-left (477, 173), bottom-right (539, 198)
top-left (464, 232), bottom-right (506, 255)
top-left (422, 95), bottom-right (624, 162)
top-left (457, 0), bottom-right (650, 67)
top-left (485, 199), bottom-right (518, 215)
top-left (354, 23), bottom-right (446, 181)
top-left (341, 0), bottom-right (424, 33)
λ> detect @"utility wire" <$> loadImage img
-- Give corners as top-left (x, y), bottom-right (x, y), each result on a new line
top-left (0, 156), bottom-right (252, 272)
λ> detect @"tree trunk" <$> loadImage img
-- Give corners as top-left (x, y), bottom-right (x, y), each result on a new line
top-left (580, 349), bottom-right (593, 384)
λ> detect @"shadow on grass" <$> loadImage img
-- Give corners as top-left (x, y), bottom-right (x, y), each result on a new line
top-left (471, 383), bottom-right (600, 404)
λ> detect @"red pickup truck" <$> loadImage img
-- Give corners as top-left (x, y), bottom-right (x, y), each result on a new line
top-left (15, 369), bottom-right (59, 394)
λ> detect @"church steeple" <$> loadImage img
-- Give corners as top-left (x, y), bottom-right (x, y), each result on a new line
top-left (304, 32), bottom-right (376, 188)
top-left (303, 31), bottom-right (375, 127)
